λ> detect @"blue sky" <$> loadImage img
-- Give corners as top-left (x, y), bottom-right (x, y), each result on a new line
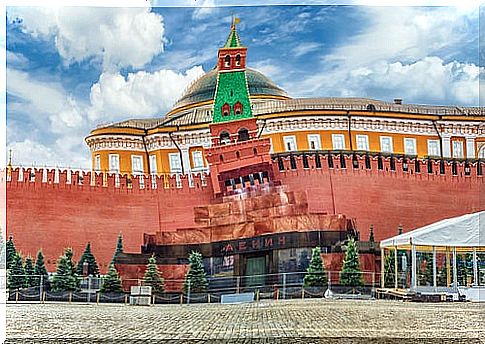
top-left (5, 4), bottom-right (482, 168)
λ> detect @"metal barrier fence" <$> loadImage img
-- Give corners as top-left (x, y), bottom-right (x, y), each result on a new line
top-left (6, 271), bottom-right (382, 304)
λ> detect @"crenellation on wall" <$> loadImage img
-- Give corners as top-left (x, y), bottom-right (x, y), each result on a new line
top-left (4, 167), bottom-right (213, 193)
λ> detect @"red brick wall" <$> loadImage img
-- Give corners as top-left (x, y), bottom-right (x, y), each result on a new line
top-left (3, 155), bottom-right (483, 274)
top-left (275, 154), bottom-right (484, 241)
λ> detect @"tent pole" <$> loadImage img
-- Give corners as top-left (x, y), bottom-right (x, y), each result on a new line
top-left (432, 246), bottom-right (437, 291)
top-left (446, 249), bottom-right (451, 287)
top-left (394, 246), bottom-right (398, 290)
top-left (452, 247), bottom-right (457, 289)
top-left (473, 248), bottom-right (478, 286)
top-left (411, 245), bottom-right (417, 290)
top-left (380, 248), bottom-right (385, 288)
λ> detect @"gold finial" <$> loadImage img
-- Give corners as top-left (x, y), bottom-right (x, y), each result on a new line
top-left (231, 15), bottom-right (240, 28)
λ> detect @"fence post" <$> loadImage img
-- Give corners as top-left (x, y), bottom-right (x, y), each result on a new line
top-left (236, 276), bottom-right (240, 294)
top-left (301, 287), bottom-right (304, 299)
top-left (208, 294), bottom-right (211, 304)
top-left (179, 294), bottom-right (183, 305)
top-left (152, 294), bottom-right (155, 305)
top-left (16, 291), bottom-right (19, 303)
top-left (39, 275), bottom-right (44, 303)
top-left (282, 273), bottom-right (287, 300)
top-left (327, 271), bottom-right (332, 292)
top-left (96, 292), bottom-right (100, 305)
top-left (87, 276), bottom-right (91, 304)
top-left (256, 289), bottom-right (260, 302)
top-left (371, 272), bottom-right (375, 298)
top-left (69, 292), bottom-right (72, 304)
top-left (42, 291), bottom-right (46, 304)
top-left (187, 279), bottom-right (191, 305)
top-left (124, 294), bottom-right (128, 305)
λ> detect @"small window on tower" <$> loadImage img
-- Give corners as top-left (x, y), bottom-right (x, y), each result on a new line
top-left (235, 54), bottom-right (241, 66)
top-left (238, 128), bottom-right (249, 142)
top-left (222, 103), bottom-right (230, 117)
top-left (234, 102), bottom-right (243, 115)
top-left (220, 131), bottom-right (230, 144)
top-left (224, 55), bottom-right (231, 67)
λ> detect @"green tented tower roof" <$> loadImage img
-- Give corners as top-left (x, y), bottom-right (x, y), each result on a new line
top-left (223, 24), bottom-right (242, 48)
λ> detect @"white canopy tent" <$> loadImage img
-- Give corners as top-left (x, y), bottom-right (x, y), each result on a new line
top-left (380, 211), bottom-right (484, 294)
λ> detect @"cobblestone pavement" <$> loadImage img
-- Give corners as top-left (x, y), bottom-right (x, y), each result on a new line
top-left (6, 299), bottom-right (485, 343)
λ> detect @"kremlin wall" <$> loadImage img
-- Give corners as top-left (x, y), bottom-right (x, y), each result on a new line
top-left (3, 153), bottom-right (483, 275)
top-left (3, 22), bottom-right (485, 288)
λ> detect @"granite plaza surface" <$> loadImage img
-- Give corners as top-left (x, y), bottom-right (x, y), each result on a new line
top-left (5, 299), bottom-right (485, 343)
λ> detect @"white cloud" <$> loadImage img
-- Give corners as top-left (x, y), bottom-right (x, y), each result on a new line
top-left (291, 56), bottom-right (481, 106)
top-left (252, 60), bottom-right (283, 81)
top-left (88, 66), bottom-right (205, 121)
top-left (8, 7), bottom-right (165, 70)
top-left (292, 42), bottom-right (322, 57)
top-left (192, 0), bottom-right (218, 20)
top-left (7, 68), bottom-right (91, 168)
top-left (324, 6), bottom-right (478, 68)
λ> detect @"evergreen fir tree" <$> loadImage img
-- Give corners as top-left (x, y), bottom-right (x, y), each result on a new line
top-left (8, 253), bottom-right (25, 290)
top-left (24, 256), bottom-right (36, 288)
top-left (384, 250), bottom-right (396, 288)
top-left (112, 233), bottom-right (123, 263)
top-left (339, 237), bottom-right (364, 287)
top-left (52, 248), bottom-right (80, 292)
top-left (6, 236), bottom-right (17, 271)
top-left (457, 253), bottom-right (472, 286)
top-left (183, 251), bottom-right (208, 294)
top-left (76, 242), bottom-right (99, 276)
top-left (418, 253), bottom-right (434, 286)
top-left (100, 263), bottom-right (123, 293)
top-left (143, 255), bottom-right (164, 293)
top-left (303, 247), bottom-right (327, 287)
top-left (33, 250), bottom-right (49, 289)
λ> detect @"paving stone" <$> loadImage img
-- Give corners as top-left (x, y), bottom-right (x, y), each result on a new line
top-left (5, 299), bottom-right (485, 343)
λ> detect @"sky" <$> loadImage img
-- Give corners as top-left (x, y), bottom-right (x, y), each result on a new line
top-left (5, 3), bottom-right (483, 169)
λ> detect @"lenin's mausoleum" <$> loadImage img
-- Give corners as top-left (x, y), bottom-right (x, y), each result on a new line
top-left (3, 23), bottom-right (484, 289)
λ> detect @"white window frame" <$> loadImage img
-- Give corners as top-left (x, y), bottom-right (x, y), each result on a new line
top-left (108, 154), bottom-right (120, 174)
top-left (307, 134), bottom-right (322, 150)
top-left (404, 138), bottom-right (417, 156)
top-left (149, 155), bottom-right (157, 175)
top-left (269, 137), bottom-right (273, 154)
top-left (479, 146), bottom-right (485, 159)
top-left (283, 135), bottom-right (297, 152)
top-left (427, 139), bottom-right (440, 157)
top-left (380, 136), bottom-right (393, 153)
top-left (94, 155), bottom-right (101, 172)
top-left (131, 155), bottom-right (144, 175)
top-left (452, 141), bottom-right (464, 158)
top-left (169, 153), bottom-right (182, 173)
top-left (192, 151), bottom-right (204, 170)
top-left (356, 135), bottom-right (369, 151)
top-left (332, 134), bottom-right (345, 150)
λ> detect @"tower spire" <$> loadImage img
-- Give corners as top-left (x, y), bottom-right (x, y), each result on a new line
top-left (8, 149), bottom-right (12, 168)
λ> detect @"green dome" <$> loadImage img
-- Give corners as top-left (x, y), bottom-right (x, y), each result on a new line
top-left (172, 67), bottom-right (288, 111)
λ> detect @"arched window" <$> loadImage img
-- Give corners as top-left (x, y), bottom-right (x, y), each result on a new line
top-left (234, 101), bottom-right (243, 115)
top-left (367, 104), bottom-right (376, 111)
top-left (235, 54), bottom-right (241, 66)
top-left (224, 55), bottom-right (231, 67)
top-left (479, 146), bottom-right (485, 159)
top-left (219, 154), bottom-right (224, 162)
top-left (238, 128), bottom-right (249, 142)
top-left (222, 103), bottom-right (230, 117)
top-left (236, 151), bottom-right (240, 159)
top-left (220, 131), bottom-right (230, 145)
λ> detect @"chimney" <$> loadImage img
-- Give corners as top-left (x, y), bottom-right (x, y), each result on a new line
top-left (393, 98), bottom-right (402, 105)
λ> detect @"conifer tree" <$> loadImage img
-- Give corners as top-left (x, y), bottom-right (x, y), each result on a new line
top-left (303, 247), bottom-right (327, 287)
top-left (183, 251), bottom-right (208, 293)
top-left (340, 237), bottom-right (363, 287)
top-left (6, 236), bottom-right (17, 270)
top-left (418, 253), bottom-right (434, 286)
top-left (24, 256), bottom-right (36, 288)
top-left (76, 242), bottom-right (99, 276)
top-left (143, 255), bottom-right (164, 293)
top-left (33, 250), bottom-right (49, 289)
top-left (52, 248), bottom-right (79, 292)
top-left (112, 233), bottom-right (123, 263)
top-left (383, 250), bottom-right (396, 288)
top-left (100, 263), bottom-right (123, 293)
top-left (8, 253), bottom-right (25, 290)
